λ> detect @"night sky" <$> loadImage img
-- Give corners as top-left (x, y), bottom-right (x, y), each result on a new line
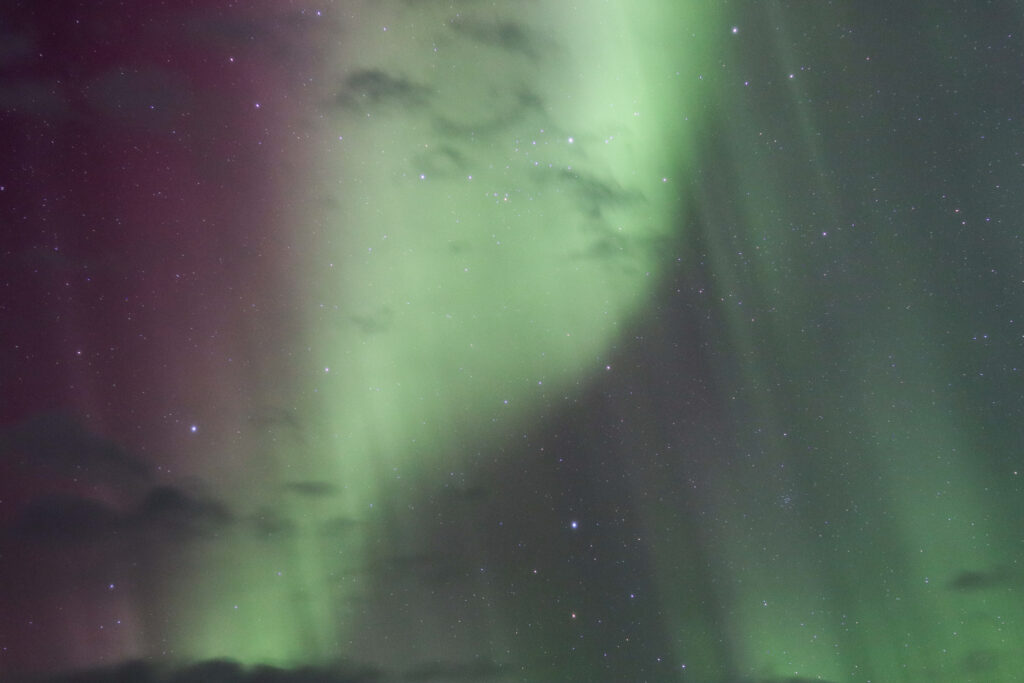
top-left (2, 1), bottom-right (1022, 682)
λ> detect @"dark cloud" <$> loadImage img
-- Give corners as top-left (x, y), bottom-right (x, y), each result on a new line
top-left (27, 659), bottom-right (160, 683)
top-left (335, 70), bottom-right (430, 110)
top-left (28, 659), bottom-right (832, 683)
top-left (446, 239), bottom-right (472, 255)
top-left (568, 224), bottom-right (671, 271)
top-left (571, 231), bottom-right (630, 261)
top-left (248, 409), bottom-right (304, 437)
top-left (167, 659), bottom-right (379, 683)
top-left (251, 508), bottom-right (298, 538)
top-left (410, 145), bottom-right (468, 179)
top-left (284, 481), bottom-right (339, 497)
top-left (431, 89), bottom-right (543, 138)
top-left (349, 306), bottom-right (395, 335)
top-left (959, 648), bottom-right (1002, 675)
top-left (948, 569), bottom-right (989, 590)
top-left (6, 485), bottom-right (232, 545)
top-left (137, 485), bottom-right (233, 535)
top-left (0, 413), bottom-right (151, 486)
top-left (447, 19), bottom-right (538, 59)
top-left (553, 167), bottom-right (639, 217)
top-left (30, 659), bottom-right (382, 683)
top-left (947, 567), bottom-right (1010, 591)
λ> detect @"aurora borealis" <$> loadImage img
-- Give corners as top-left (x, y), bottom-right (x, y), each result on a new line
top-left (2, 0), bottom-right (1023, 681)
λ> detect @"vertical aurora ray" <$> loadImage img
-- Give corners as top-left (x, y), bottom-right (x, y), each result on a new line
top-left (633, 2), bottom-right (1024, 681)
top-left (168, 0), bottom-right (721, 671)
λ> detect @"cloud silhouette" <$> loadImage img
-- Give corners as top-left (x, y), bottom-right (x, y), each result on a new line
top-left (284, 481), bottom-right (339, 497)
top-left (26, 658), bottom-right (383, 683)
top-left (947, 567), bottom-right (1012, 591)
top-left (349, 307), bottom-right (395, 335)
top-left (0, 412), bottom-right (151, 486)
top-left (447, 19), bottom-right (539, 59)
top-left (23, 657), bottom-right (521, 683)
top-left (335, 70), bottom-right (430, 110)
top-left (6, 485), bottom-right (232, 546)
top-left (137, 485), bottom-right (233, 536)
top-left (251, 507), bottom-right (298, 538)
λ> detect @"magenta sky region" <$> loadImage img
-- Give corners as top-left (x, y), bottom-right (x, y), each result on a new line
top-left (2, 1), bottom-right (323, 670)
